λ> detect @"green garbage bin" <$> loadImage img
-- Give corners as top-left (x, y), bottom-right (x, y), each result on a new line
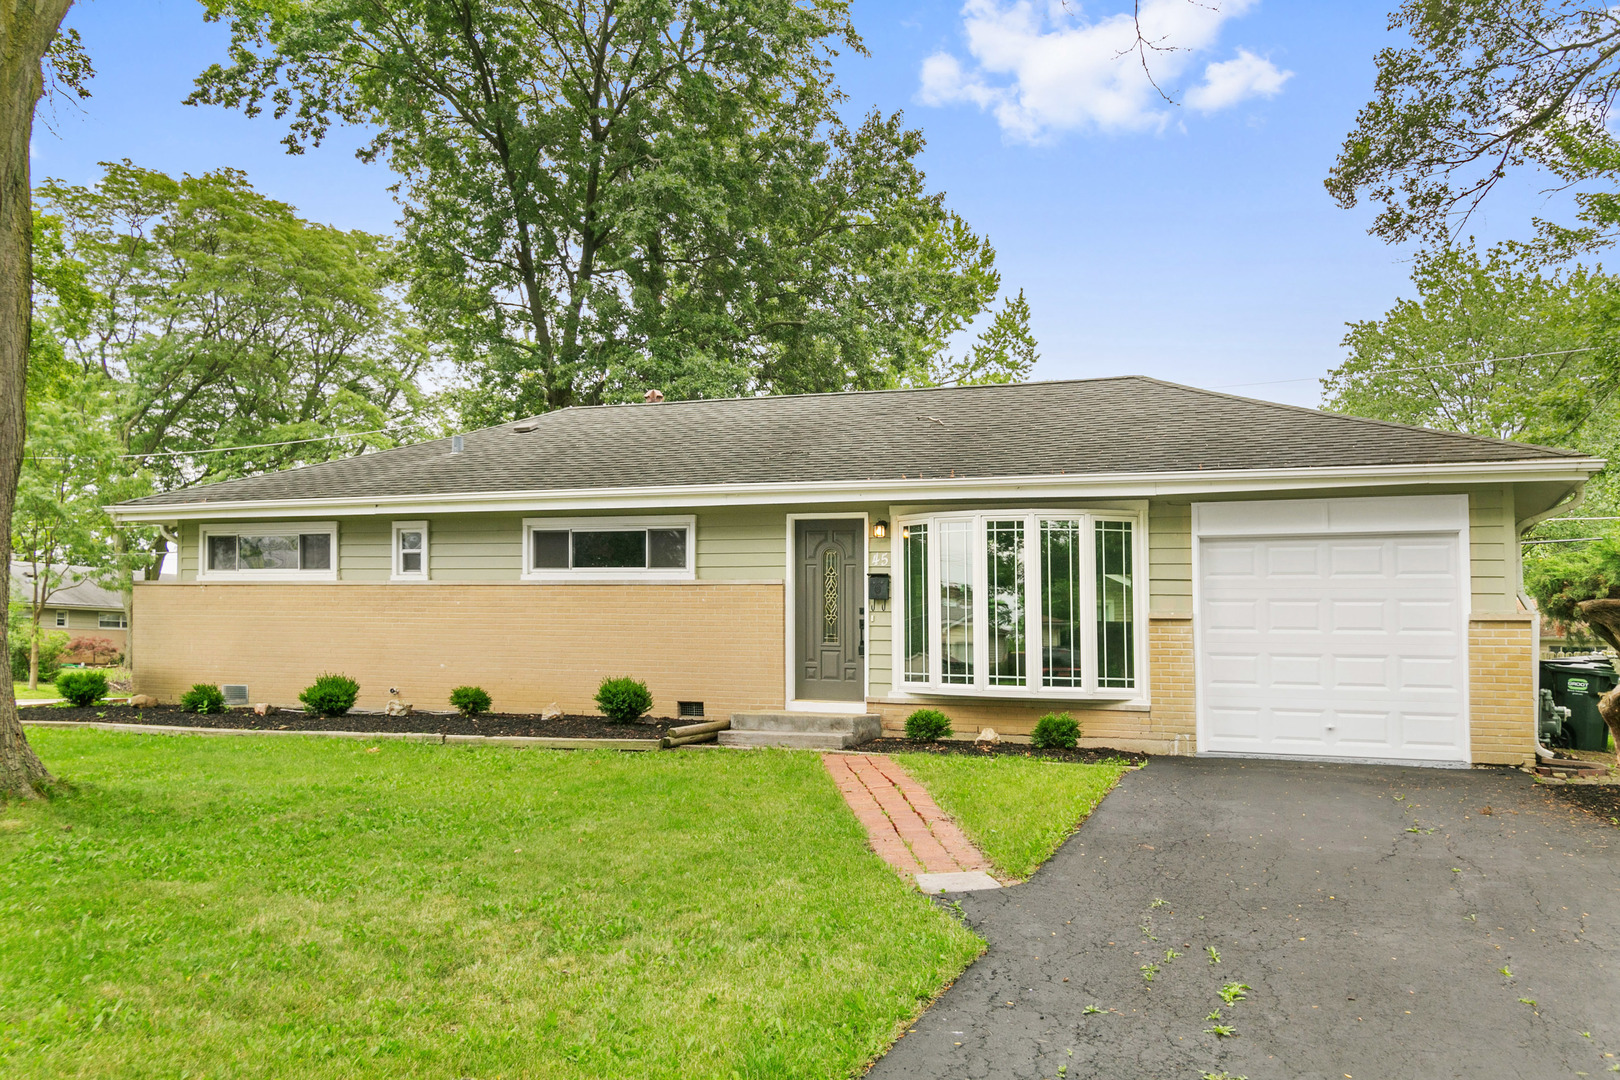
top-left (1541, 659), bottom-right (1618, 752)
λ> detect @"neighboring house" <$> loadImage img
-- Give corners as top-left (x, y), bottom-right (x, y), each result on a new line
top-left (107, 377), bottom-right (1601, 766)
top-left (10, 561), bottom-right (129, 654)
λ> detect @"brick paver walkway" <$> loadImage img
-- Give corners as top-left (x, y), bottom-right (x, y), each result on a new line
top-left (823, 753), bottom-right (995, 879)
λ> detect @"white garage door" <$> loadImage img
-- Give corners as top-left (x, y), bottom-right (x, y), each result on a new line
top-left (1195, 497), bottom-right (1469, 764)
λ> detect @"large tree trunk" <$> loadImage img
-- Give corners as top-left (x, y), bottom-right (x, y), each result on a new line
top-left (0, 1), bottom-right (75, 799)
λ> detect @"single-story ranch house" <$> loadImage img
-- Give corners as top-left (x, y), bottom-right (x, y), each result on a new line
top-left (108, 377), bottom-right (1601, 766)
top-left (11, 561), bottom-right (129, 653)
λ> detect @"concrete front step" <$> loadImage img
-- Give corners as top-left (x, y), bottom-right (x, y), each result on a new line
top-left (718, 729), bottom-right (872, 750)
top-left (723, 711), bottom-right (882, 749)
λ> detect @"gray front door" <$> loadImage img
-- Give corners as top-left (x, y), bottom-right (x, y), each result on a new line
top-left (796, 519), bottom-right (865, 701)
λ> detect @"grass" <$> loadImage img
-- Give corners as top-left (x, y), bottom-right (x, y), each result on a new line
top-left (12, 682), bottom-right (61, 701)
top-left (892, 754), bottom-right (1129, 879)
top-left (0, 731), bottom-right (983, 1079)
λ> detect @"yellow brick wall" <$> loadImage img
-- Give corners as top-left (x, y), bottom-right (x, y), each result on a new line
top-left (1469, 616), bottom-right (1537, 765)
top-left (132, 581), bottom-right (786, 717)
top-left (867, 616), bottom-right (1198, 754)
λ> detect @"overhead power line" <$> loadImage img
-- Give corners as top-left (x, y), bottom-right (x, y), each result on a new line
top-left (1209, 346), bottom-right (1602, 391)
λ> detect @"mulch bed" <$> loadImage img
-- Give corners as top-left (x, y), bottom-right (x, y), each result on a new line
top-left (863, 736), bottom-right (1146, 765)
top-left (1544, 780), bottom-right (1620, 825)
top-left (33, 704), bottom-right (677, 740)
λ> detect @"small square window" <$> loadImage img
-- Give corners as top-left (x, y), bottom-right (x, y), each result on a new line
top-left (393, 522), bottom-right (428, 579)
top-left (300, 533), bottom-right (332, 571)
top-left (208, 534), bottom-right (239, 571)
top-left (54, 610), bottom-right (67, 627)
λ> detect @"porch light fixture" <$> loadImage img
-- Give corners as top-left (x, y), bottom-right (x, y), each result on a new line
top-left (872, 520), bottom-right (888, 539)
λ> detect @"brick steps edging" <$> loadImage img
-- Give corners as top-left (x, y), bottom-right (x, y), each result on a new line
top-left (20, 718), bottom-right (658, 751)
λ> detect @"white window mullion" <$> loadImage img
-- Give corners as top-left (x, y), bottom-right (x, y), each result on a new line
top-left (1023, 512), bottom-right (1039, 693)
top-left (972, 515), bottom-right (989, 693)
top-left (1080, 514), bottom-right (1099, 696)
top-left (927, 520), bottom-right (942, 688)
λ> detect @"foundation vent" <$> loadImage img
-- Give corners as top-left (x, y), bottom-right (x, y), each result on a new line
top-left (677, 701), bottom-right (705, 718)
top-left (222, 684), bottom-right (250, 707)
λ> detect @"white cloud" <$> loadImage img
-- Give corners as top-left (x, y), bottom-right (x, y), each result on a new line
top-left (1184, 48), bottom-right (1292, 112)
top-left (919, 0), bottom-right (1289, 141)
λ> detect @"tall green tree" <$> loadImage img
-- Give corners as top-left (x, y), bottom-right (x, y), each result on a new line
top-left (11, 376), bottom-right (145, 687)
top-left (1324, 246), bottom-right (1620, 446)
top-left (38, 162), bottom-right (430, 517)
top-left (1328, 1), bottom-right (1620, 253)
top-left (190, 0), bottom-right (1031, 423)
top-left (0, 2), bottom-right (77, 798)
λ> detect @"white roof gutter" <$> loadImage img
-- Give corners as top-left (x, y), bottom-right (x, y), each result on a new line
top-left (106, 457), bottom-right (1607, 523)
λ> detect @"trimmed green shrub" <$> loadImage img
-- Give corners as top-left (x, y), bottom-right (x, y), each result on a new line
top-left (595, 676), bottom-right (652, 722)
top-left (55, 669), bottom-right (109, 707)
top-left (450, 685), bottom-right (493, 717)
top-left (179, 683), bottom-right (227, 714)
top-left (1030, 712), bottom-right (1081, 750)
top-left (300, 673), bottom-right (360, 716)
top-left (904, 708), bottom-right (953, 742)
top-left (9, 628), bottom-right (69, 682)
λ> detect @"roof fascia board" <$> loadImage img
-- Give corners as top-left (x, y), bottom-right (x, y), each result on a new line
top-left (107, 458), bottom-right (1607, 522)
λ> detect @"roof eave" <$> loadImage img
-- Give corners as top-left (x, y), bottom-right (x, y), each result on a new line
top-left (105, 457), bottom-right (1607, 522)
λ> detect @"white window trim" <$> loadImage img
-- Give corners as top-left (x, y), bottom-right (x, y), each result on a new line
top-left (391, 520), bottom-right (430, 581)
top-left (197, 521), bottom-right (340, 582)
top-left (890, 508), bottom-right (1149, 702)
top-left (98, 611), bottom-right (128, 629)
top-left (521, 515), bottom-right (697, 582)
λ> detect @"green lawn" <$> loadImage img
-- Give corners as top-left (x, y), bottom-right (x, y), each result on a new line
top-left (0, 731), bottom-right (983, 1079)
top-left (894, 754), bottom-right (1131, 879)
top-left (12, 683), bottom-right (61, 701)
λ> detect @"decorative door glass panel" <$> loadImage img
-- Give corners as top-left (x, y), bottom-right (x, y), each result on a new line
top-left (1096, 519), bottom-right (1136, 688)
top-left (1040, 520), bottom-right (1083, 688)
top-left (938, 519), bottom-right (974, 684)
top-left (902, 524), bottom-right (929, 683)
top-left (822, 548), bottom-right (839, 643)
top-left (986, 520), bottom-right (1026, 686)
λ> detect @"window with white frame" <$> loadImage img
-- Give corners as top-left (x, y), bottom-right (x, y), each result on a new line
top-left (98, 611), bottom-right (128, 629)
top-left (392, 520), bottom-right (429, 580)
top-left (199, 523), bottom-right (338, 580)
top-left (54, 610), bottom-right (67, 627)
top-left (897, 511), bottom-right (1144, 698)
top-left (521, 516), bottom-right (695, 580)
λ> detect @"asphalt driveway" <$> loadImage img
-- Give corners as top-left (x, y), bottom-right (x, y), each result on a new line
top-left (869, 757), bottom-right (1620, 1080)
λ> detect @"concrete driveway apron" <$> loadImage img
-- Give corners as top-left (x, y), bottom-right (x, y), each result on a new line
top-left (867, 756), bottom-right (1620, 1080)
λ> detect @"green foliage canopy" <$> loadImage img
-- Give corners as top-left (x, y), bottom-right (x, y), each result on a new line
top-left (1323, 245), bottom-right (1620, 449)
top-left (1328, 1), bottom-right (1620, 252)
top-left (190, 0), bottom-right (1033, 424)
top-left (36, 161), bottom-right (430, 493)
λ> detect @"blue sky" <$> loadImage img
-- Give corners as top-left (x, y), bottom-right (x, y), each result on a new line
top-left (37, 1), bottom-right (1569, 407)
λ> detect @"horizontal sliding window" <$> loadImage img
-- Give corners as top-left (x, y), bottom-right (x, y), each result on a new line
top-left (200, 523), bottom-right (338, 580)
top-left (897, 510), bottom-right (1142, 699)
top-left (522, 517), bottom-right (694, 579)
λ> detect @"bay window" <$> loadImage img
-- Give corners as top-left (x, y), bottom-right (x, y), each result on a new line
top-left (897, 511), bottom-right (1144, 698)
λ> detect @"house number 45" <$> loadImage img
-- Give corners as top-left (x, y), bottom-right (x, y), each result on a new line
top-left (869, 552), bottom-right (890, 567)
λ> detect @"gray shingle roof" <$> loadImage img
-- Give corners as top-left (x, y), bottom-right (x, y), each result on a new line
top-left (115, 376), bottom-right (1591, 509)
top-left (11, 561), bottom-right (123, 610)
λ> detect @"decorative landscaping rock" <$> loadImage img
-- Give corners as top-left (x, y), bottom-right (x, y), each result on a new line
top-left (975, 728), bottom-right (1001, 746)
top-left (128, 694), bottom-right (157, 708)
top-left (385, 699), bottom-right (413, 717)
top-left (542, 702), bottom-right (562, 721)
top-left (253, 703), bottom-right (274, 716)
